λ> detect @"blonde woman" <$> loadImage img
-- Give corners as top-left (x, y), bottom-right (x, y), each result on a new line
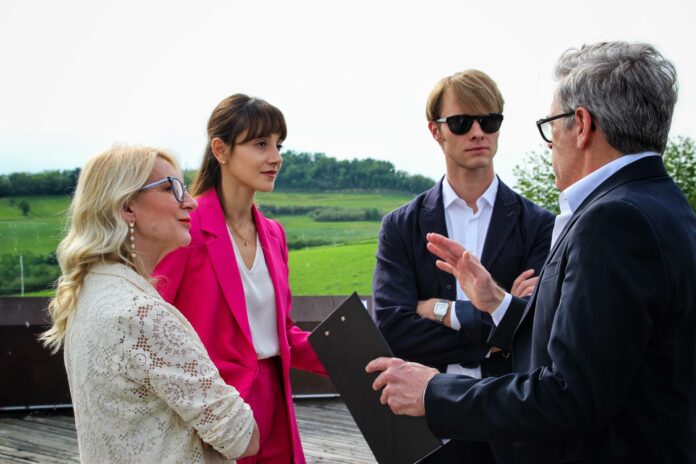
top-left (41, 146), bottom-right (259, 463)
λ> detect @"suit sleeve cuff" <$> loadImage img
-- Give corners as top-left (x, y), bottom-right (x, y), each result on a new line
top-left (454, 300), bottom-right (493, 345)
top-left (490, 292), bottom-right (512, 326)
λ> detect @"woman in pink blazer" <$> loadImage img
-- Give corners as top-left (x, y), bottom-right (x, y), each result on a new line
top-left (155, 94), bottom-right (325, 464)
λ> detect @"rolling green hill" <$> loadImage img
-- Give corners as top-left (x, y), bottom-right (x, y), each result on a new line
top-left (0, 196), bottom-right (69, 255)
top-left (0, 191), bottom-right (413, 295)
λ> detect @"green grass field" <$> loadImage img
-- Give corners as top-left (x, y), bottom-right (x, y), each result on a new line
top-left (256, 191), bottom-right (411, 212)
top-left (288, 241), bottom-right (377, 295)
top-left (275, 215), bottom-right (381, 246)
top-left (0, 196), bottom-right (68, 255)
top-left (1, 191), bottom-right (410, 295)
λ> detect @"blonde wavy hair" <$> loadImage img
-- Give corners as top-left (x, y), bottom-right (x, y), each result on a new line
top-left (41, 145), bottom-right (180, 353)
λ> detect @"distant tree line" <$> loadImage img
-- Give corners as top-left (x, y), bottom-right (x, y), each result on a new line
top-left (275, 151), bottom-right (434, 193)
top-left (0, 169), bottom-right (80, 197)
top-left (0, 152), bottom-right (434, 197)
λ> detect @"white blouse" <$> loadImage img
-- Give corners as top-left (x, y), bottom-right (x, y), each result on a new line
top-left (64, 262), bottom-right (254, 463)
top-left (229, 232), bottom-right (280, 359)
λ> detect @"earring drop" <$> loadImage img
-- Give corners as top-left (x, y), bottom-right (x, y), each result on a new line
top-left (129, 221), bottom-right (136, 258)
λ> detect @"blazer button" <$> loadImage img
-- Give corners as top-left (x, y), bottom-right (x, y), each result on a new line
top-left (446, 284), bottom-right (452, 290)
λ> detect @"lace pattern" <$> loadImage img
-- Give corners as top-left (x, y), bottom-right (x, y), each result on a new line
top-left (64, 262), bottom-right (254, 463)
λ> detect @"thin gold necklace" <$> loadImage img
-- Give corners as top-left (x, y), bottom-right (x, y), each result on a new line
top-left (228, 220), bottom-right (255, 247)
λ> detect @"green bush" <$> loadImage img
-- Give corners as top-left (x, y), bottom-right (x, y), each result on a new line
top-left (513, 137), bottom-right (696, 214)
top-left (0, 252), bottom-right (60, 295)
top-left (286, 237), bottom-right (337, 250)
top-left (18, 200), bottom-right (30, 216)
top-left (309, 207), bottom-right (383, 222)
top-left (257, 204), bottom-right (321, 217)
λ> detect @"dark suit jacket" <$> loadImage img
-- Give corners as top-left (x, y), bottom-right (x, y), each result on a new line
top-left (425, 157), bottom-right (696, 463)
top-left (373, 177), bottom-right (554, 374)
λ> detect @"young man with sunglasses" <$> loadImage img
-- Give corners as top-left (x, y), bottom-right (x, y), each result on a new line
top-left (372, 70), bottom-right (554, 463)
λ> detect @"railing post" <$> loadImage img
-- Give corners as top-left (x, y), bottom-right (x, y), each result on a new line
top-left (19, 255), bottom-right (24, 296)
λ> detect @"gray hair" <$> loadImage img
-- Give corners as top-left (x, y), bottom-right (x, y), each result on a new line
top-left (554, 41), bottom-right (678, 154)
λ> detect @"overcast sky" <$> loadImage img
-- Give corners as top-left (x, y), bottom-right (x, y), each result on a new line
top-left (1, 0), bottom-right (695, 186)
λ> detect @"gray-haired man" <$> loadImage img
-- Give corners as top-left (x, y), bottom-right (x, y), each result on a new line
top-left (368, 41), bottom-right (696, 464)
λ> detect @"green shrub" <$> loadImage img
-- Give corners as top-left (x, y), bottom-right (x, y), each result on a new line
top-left (286, 237), bottom-right (337, 250)
top-left (309, 207), bottom-right (383, 222)
top-left (18, 200), bottom-right (30, 216)
top-left (0, 252), bottom-right (60, 295)
top-left (257, 204), bottom-right (320, 217)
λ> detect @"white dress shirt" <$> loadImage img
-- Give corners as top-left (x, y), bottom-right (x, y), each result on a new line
top-left (441, 176), bottom-right (511, 377)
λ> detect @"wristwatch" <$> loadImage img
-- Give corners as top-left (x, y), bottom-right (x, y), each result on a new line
top-left (433, 300), bottom-right (450, 324)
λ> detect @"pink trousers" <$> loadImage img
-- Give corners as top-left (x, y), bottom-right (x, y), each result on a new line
top-left (237, 357), bottom-right (293, 464)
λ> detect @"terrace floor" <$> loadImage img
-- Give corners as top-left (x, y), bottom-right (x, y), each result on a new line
top-left (0, 398), bottom-right (375, 463)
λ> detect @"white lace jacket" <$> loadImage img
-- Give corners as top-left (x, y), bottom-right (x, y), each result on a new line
top-left (64, 262), bottom-right (254, 463)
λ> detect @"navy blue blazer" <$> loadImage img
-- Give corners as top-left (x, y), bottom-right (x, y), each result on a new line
top-left (373, 177), bottom-right (554, 373)
top-left (425, 157), bottom-right (696, 463)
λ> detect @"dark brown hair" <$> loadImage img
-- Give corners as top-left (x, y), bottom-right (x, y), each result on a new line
top-left (190, 94), bottom-right (288, 196)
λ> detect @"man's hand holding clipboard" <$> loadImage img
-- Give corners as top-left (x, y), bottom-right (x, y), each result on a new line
top-left (365, 357), bottom-right (438, 417)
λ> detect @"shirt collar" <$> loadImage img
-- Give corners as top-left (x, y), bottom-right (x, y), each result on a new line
top-left (442, 175), bottom-right (499, 211)
top-left (559, 152), bottom-right (658, 214)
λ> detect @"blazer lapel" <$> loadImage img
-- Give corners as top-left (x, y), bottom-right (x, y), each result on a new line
top-left (253, 206), bottom-right (291, 355)
top-left (418, 179), bottom-right (456, 299)
top-left (480, 179), bottom-right (520, 269)
top-left (198, 189), bottom-right (254, 348)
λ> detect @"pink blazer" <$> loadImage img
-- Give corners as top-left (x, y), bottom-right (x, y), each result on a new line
top-left (154, 188), bottom-right (325, 464)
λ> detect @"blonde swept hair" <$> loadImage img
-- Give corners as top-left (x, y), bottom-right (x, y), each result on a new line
top-left (425, 69), bottom-right (505, 121)
top-left (41, 145), bottom-right (180, 353)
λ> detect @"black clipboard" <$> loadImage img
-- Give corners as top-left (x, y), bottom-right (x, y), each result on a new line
top-left (308, 293), bottom-right (442, 464)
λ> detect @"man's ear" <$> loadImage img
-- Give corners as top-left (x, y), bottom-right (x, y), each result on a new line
top-left (428, 121), bottom-right (442, 142)
top-left (211, 137), bottom-right (229, 164)
top-left (575, 107), bottom-right (594, 149)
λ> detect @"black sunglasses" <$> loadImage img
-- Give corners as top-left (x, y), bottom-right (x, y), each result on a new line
top-left (434, 113), bottom-right (504, 135)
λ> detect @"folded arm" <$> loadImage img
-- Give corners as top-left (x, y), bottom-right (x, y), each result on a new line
top-left (373, 218), bottom-right (491, 367)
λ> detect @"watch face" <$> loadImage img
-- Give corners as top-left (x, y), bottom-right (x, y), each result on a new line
top-left (434, 301), bottom-right (448, 317)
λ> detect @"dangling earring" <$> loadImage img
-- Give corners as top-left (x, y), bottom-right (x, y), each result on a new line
top-left (129, 221), bottom-right (136, 259)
